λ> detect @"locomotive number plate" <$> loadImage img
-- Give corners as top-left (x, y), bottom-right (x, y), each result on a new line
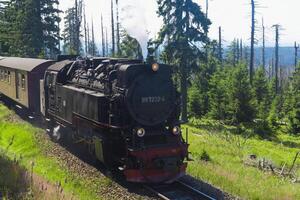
top-left (141, 96), bottom-right (166, 103)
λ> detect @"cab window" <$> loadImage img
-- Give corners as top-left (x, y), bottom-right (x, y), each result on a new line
top-left (21, 74), bottom-right (26, 90)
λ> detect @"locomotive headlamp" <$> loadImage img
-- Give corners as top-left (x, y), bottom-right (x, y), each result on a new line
top-left (137, 128), bottom-right (146, 137)
top-left (172, 126), bottom-right (181, 135)
top-left (152, 63), bottom-right (159, 72)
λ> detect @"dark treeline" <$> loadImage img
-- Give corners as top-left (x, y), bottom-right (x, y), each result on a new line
top-left (0, 0), bottom-right (61, 58)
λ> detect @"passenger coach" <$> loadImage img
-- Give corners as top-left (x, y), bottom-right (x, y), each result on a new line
top-left (0, 57), bottom-right (53, 116)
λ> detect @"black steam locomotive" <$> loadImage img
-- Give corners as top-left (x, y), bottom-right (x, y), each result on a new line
top-left (0, 56), bottom-right (189, 183)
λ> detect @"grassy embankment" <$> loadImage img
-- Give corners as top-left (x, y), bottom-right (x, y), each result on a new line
top-left (184, 119), bottom-right (300, 200)
top-left (0, 104), bottom-right (113, 200)
top-left (2, 102), bottom-right (300, 199)
top-left (0, 151), bottom-right (30, 199)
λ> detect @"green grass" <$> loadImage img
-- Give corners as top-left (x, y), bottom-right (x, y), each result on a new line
top-left (184, 123), bottom-right (300, 200)
top-left (0, 104), bottom-right (113, 200)
top-left (0, 151), bottom-right (29, 199)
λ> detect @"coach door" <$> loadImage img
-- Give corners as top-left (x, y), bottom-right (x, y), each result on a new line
top-left (46, 72), bottom-right (57, 111)
top-left (15, 71), bottom-right (20, 100)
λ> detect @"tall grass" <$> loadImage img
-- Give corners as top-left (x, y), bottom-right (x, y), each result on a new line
top-left (0, 104), bottom-right (109, 200)
top-left (185, 123), bottom-right (300, 200)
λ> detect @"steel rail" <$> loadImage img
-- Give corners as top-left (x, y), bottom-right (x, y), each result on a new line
top-left (145, 180), bottom-right (216, 200)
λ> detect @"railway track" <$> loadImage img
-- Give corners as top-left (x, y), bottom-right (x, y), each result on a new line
top-left (145, 180), bottom-right (216, 200)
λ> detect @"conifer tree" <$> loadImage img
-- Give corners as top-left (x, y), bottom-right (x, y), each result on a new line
top-left (287, 65), bottom-right (300, 133)
top-left (1, 0), bottom-right (61, 57)
top-left (156, 0), bottom-right (211, 122)
top-left (229, 64), bottom-right (255, 123)
top-left (41, 0), bottom-right (61, 57)
top-left (208, 66), bottom-right (230, 120)
top-left (63, 0), bottom-right (82, 55)
top-left (62, 7), bottom-right (77, 54)
top-left (120, 31), bottom-right (143, 60)
top-left (252, 67), bottom-right (270, 119)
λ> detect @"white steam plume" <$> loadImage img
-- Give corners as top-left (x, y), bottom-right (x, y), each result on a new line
top-left (119, 0), bottom-right (162, 58)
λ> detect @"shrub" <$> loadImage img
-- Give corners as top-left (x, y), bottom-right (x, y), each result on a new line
top-left (200, 150), bottom-right (211, 162)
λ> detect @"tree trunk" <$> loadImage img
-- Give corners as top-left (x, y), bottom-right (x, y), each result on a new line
top-left (101, 15), bottom-right (105, 57)
top-left (250, 0), bottom-right (255, 84)
top-left (111, 0), bottom-right (115, 56)
top-left (274, 25), bottom-right (279, 94)
top-left (240, 39), bottom-right (243, 62)
top-left (218, 26), bottom-right (222, 62)
top-left (294, 42), bottom-right (298, 69)
top-left (262, 18), bottom-right (265, 70)
top-left (84, 6), bottom-right (88, 55)
top-left (116, 0), bottom-right (120, 56)
top-left (91, 19), bottom-right (95, 56)
top-left (181, 64), bottom-right (188, 123)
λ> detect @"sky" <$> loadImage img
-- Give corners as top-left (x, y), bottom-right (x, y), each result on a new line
top-left (60, 0), bottom-right (300, 55)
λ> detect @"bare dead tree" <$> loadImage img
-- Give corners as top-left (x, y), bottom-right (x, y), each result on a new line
top-left (74, 0), bottom-right (83, 54)
top-left (262, 18), bottom-right (265, 70)
top-left (294, 42), bottom-right (299, 69)
top-left (105, 27), bottom-right (109, 56)
top-left (57, 4), bottom-right (61, 54)
top-left (273, 24), bottom-right (280, 94)
top-left (87, 22), bottom-right (90, 55)
top-left (111, 0), bottom-right (115, 56)
top-left (236, 39), bottom-right (240, 63)
top-left (218, 26), bottom-right (222, 62)
top-left (240, 39), bottom-right (243, 62)
top-left (250, 0), bottom-right (256, 84)
top-left (91, 19), bottom-right (95, 56)
top-left (101, 14), bottom-right (105, 57)
top-left (116, 0), bottom-right (120, 56)
top-left (83, 5), bottom-right (88, 55)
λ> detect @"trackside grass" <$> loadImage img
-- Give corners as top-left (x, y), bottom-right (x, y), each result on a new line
top-left (184, 121), bottom-right (300, 200)
top-left (0, 104), bottom-right (115, 200)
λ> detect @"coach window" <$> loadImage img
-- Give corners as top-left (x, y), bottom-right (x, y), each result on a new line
top-left (21, 74), bottom-right (26, 90)
top-left (4, 70), bottom-right (7, 82)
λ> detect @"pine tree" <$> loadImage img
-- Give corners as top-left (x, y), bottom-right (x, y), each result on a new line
top-left (156, 0), bottom-right (211, 122)
top-left (0, 0), bottom-right (61, 57)
top-left (120, 31), bottom-right (143, 60)
top-left (252, 67), bottom-right (270, 119)
top-left (208, 66), bottom-right (230, 120)
top-left (7, 0), bottom-right (44, 57)
top-left (41, 0), bottom-right (61, 58)
top-left (287, 65), bottom-right (300, 133)
top-left (229, 64), bottom-right (255, 123)
top-left (62, 7), bottom-right (77, 54)
top-left (0, 1), bottom-right (8, 54)
top-left (63, 0), bottom-right (82, 55)
top-left (74, 0), bottom-right (83, 54)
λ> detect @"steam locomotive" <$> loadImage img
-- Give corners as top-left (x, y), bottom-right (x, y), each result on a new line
top-left (0, 56), bottom-right (189, 183)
